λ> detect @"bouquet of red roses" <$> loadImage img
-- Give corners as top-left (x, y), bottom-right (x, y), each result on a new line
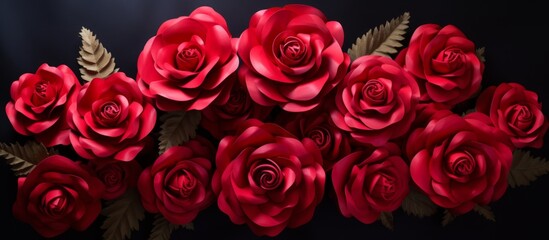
top-left (2, 4), bottom-right (548, 239)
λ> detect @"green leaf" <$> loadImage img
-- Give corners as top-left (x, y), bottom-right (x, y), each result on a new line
top-left (476, 47), bottom-right (486, 63)
top-left (401, 187), bottom-right (438, 218)
top-left (149, 215), bottom-right (193, 240)
top-left (101, 189), bottom-right (145, 240)
top-left (77, 27), bottom-right (118, 82)
top-left (473, 205), bottom-right (495, 222)
top-left (347, 12), bottom-right (410, 60)
top-left (158, 110), bottom-right (201, 154)
top-left (0, 141), bottom-right (50, 176)
top-left (508, 150), bottom-right (549, 188)
top-left (442, 210), bottom-right (455, 226)
top-left (379, 212), bottom-right (394, 230)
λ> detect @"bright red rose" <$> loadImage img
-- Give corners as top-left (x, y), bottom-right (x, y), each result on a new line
top-left (6, 63), bottom-right (80, 146)
top-left (138, 137), bottom-right (214, 225)
top-left (12, 155), bottom-right (105, 238)
top-left (331, 55), bottom-right (420, 146)
top-left (67, 72), bottom-right (156, 161)
top-left (406, 112), bottom-right (512, 214)
top-left (200, 81), bottom-right (273, 139)
top-left (396, 24), bottom-right (484, 107)
top-left (90, 159), bottom-right (142, 200)
top-left (137, 6), bottom-right (238, 111)
top-left (237, 4), bottom-right (350, 112)
top-left (332, 143), bottom-right (409, 224)
top-left (212, 119), bottom-right (325, 236)
top-left (476, 82), bottom-right (549, 148)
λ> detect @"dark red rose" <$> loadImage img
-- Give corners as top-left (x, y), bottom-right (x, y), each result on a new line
top-left (212, 119), bottom-right (325, 236)
top-left (332, 143), bottom-right (409, 224)
top-left (90, 159), bottom-right (142, 200)
top-left (6, 63), bottom-right (80, 146)
top-left (12, 155), bottom-right (105, 238)
top-left (200, 81), bottom-right (273, 139)
top-left (277, 108), bottom-right (351, 171)
top-left (67, 72), bottom-right (156, 161)
top-left (476, 82), bottom-right (549, 148)
top-left (406, 112), bottom-right (512, 214)
top-left (396, 24), bottom-right (484, 107)
top-left (138, 137), bottom-right (214, 225)
top-left (137, 6), bottom-right (238, 111)
top-left (237, 4), bottom-right (350, 112)
top-left (331, 55), bottom-right (420, 146)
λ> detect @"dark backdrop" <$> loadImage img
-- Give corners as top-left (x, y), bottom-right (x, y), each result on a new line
top-left (1, 0), bottom-right (548, 239)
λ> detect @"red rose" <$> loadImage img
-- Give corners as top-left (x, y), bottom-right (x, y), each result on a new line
top-left (91, 159), bottom-right (142, 200)
top-left (476, 82), bottom-right (549, 148)
top-left (396, 24), bottom-right (484, 107)
top-left (331, 55), bottom-right (420, 146)
top-left (5, 63), bottom-right (80, 146)
top-left (237, 4), bottom-right (350, 112)
top-left (332, 143), bottom-right (409, 224)
top-left (137, 6), bottom-right (238, 111)
top-left (406, 112), bottom-right (512, 214)
top-left (138, 137), bottom-right (214, 225)
top-left (67, 72), bottom-right (156, 161)
top-left (200, 81), bottom-right (273, 139)
top-left (12, 155), bottom-right (105, 238)
top-left (212, 119), bottom-right (325, 236)
top-left (277, 108), bottom-right (351, 171)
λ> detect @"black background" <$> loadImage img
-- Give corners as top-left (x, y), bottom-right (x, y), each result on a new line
top-left (1, 0), bottom-right (548, 239)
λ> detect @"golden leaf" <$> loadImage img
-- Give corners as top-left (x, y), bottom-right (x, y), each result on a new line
top-left (379, 211), bottom-right (394, 230)
top-left (401, 187), bottom-right (438, 218)
top-left (77, 27), bottom-right (118, 82)
top-left (473, 205), bottom-right (495, 222)
top-left (149, 214), bottom-right (193, 240)
top-left (0, 141), bottom-right (50, 176)
top-left (347, 12), bottom-right (410, 60)
top-left (101, 189), bottom-right (145, 240)
top-left (442, 210), bottom-right (455, 226)
top-left (158, 110), bottom-right (201, 154)
top-left (509, 150), bottom-right (549, 188)
top-left (476, 47), bottom-right (486, 63)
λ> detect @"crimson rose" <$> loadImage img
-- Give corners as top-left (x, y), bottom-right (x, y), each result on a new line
top-left (212, 119), bottom-right (325, 236)
top-left (396, 24), bottom-right (484, 107)
top-left (6, 64), bottom-right (80, 146)
top-left (237, 4), bottom-right (350, 112)
top-left (12, 155), bottom-right (105, 238)
top-left (406, 112), bottom-right (512, 214)
top-left (476, 82), bottom-right (549, 148)
top-left (138, 137), bottom-right (214, 225)
top-left (67, 72), bottom-right (156, 161)
top-left (331, 55), bottom-right (420, 146)
top-left (137, 6), bottom-right (238, 111)
top-left (91, 160), bottom-right (141, 200)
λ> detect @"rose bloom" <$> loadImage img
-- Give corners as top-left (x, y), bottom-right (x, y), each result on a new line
top-left (90, 159), bottom-right (142, 200)
top-left (137, 6), bottom-right (238, 111)
top-left (200, 80), bottom-right (273, 139)
top-left (406, 112), bottom-right (512, 214)
top-left (138, 137), bottom-right (214, 225)
top-left (12, 155), bottom-right (105, 238)
top-left (6, 63), bottom-right (80, 146)
top-left (212, 119), bottom-right (325, 236)
top-left (396, 24), bottom-right (484, 107)
top-left (332, 143), bottom-right (409, 224)
top-left (476, 82), bottom-right (549, 148)
top-left (331, 55), bottom-right (420, 146)
top-left (237, 4), bottom-right (350, 112)
top-left (67, 72), bottom-right (156, 161)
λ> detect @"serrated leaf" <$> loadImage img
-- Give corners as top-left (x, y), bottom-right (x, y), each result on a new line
top-left (77, 27), bottom-right (118, 82)
top-left (509, 150), bottom-right (549, 188)
top-left (348, 12), bottom-right (410, 60)
top-left (379, 212), bottom-right (394, 230)
top-left (0, 141), bottom-right (50, 176)
top-left (158, 110), bottom-right (201, 154)
top-left (101, 189), bottom-right (145, 240)
top-left (149, 215), bottom-right (193, 240)
top-left (442, 210), bottom-right (455, 226)
top-left (473, 205), bottom-right (495, 222)
top-left (476, 47), bottom-right (486, 63)
top-left (401, 187), bottom-right (438, 218)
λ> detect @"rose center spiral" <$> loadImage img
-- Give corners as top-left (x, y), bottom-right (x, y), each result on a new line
top-left (363, 80), bottom-right (387, 105)
top-left (307, 127), bottom-right (330, 147)
top-left (252, 159), bottom-right (282, 190)
top-left (509, 104), bottom-right (533, 130)
top-left (99, 166), bottom-right (123, 188)
top-left (100, 102), bottom-right (120, 120)
top-left (222, 87), bottom-right (247, 114)
top-left (371, 173), bottom-right (396, 200)
top-left (446, 151), bottom-right (475, 176)
top-left (34, 80), bottom-right (49, 97)
top-left (168, 170), bottom-right (196, 198)
top-left (42, 188), bottom-right (69, 217)
top-left (278, 36), bottom-right (306, 66)
top-left (176, 46), bottom-right (202, 71)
